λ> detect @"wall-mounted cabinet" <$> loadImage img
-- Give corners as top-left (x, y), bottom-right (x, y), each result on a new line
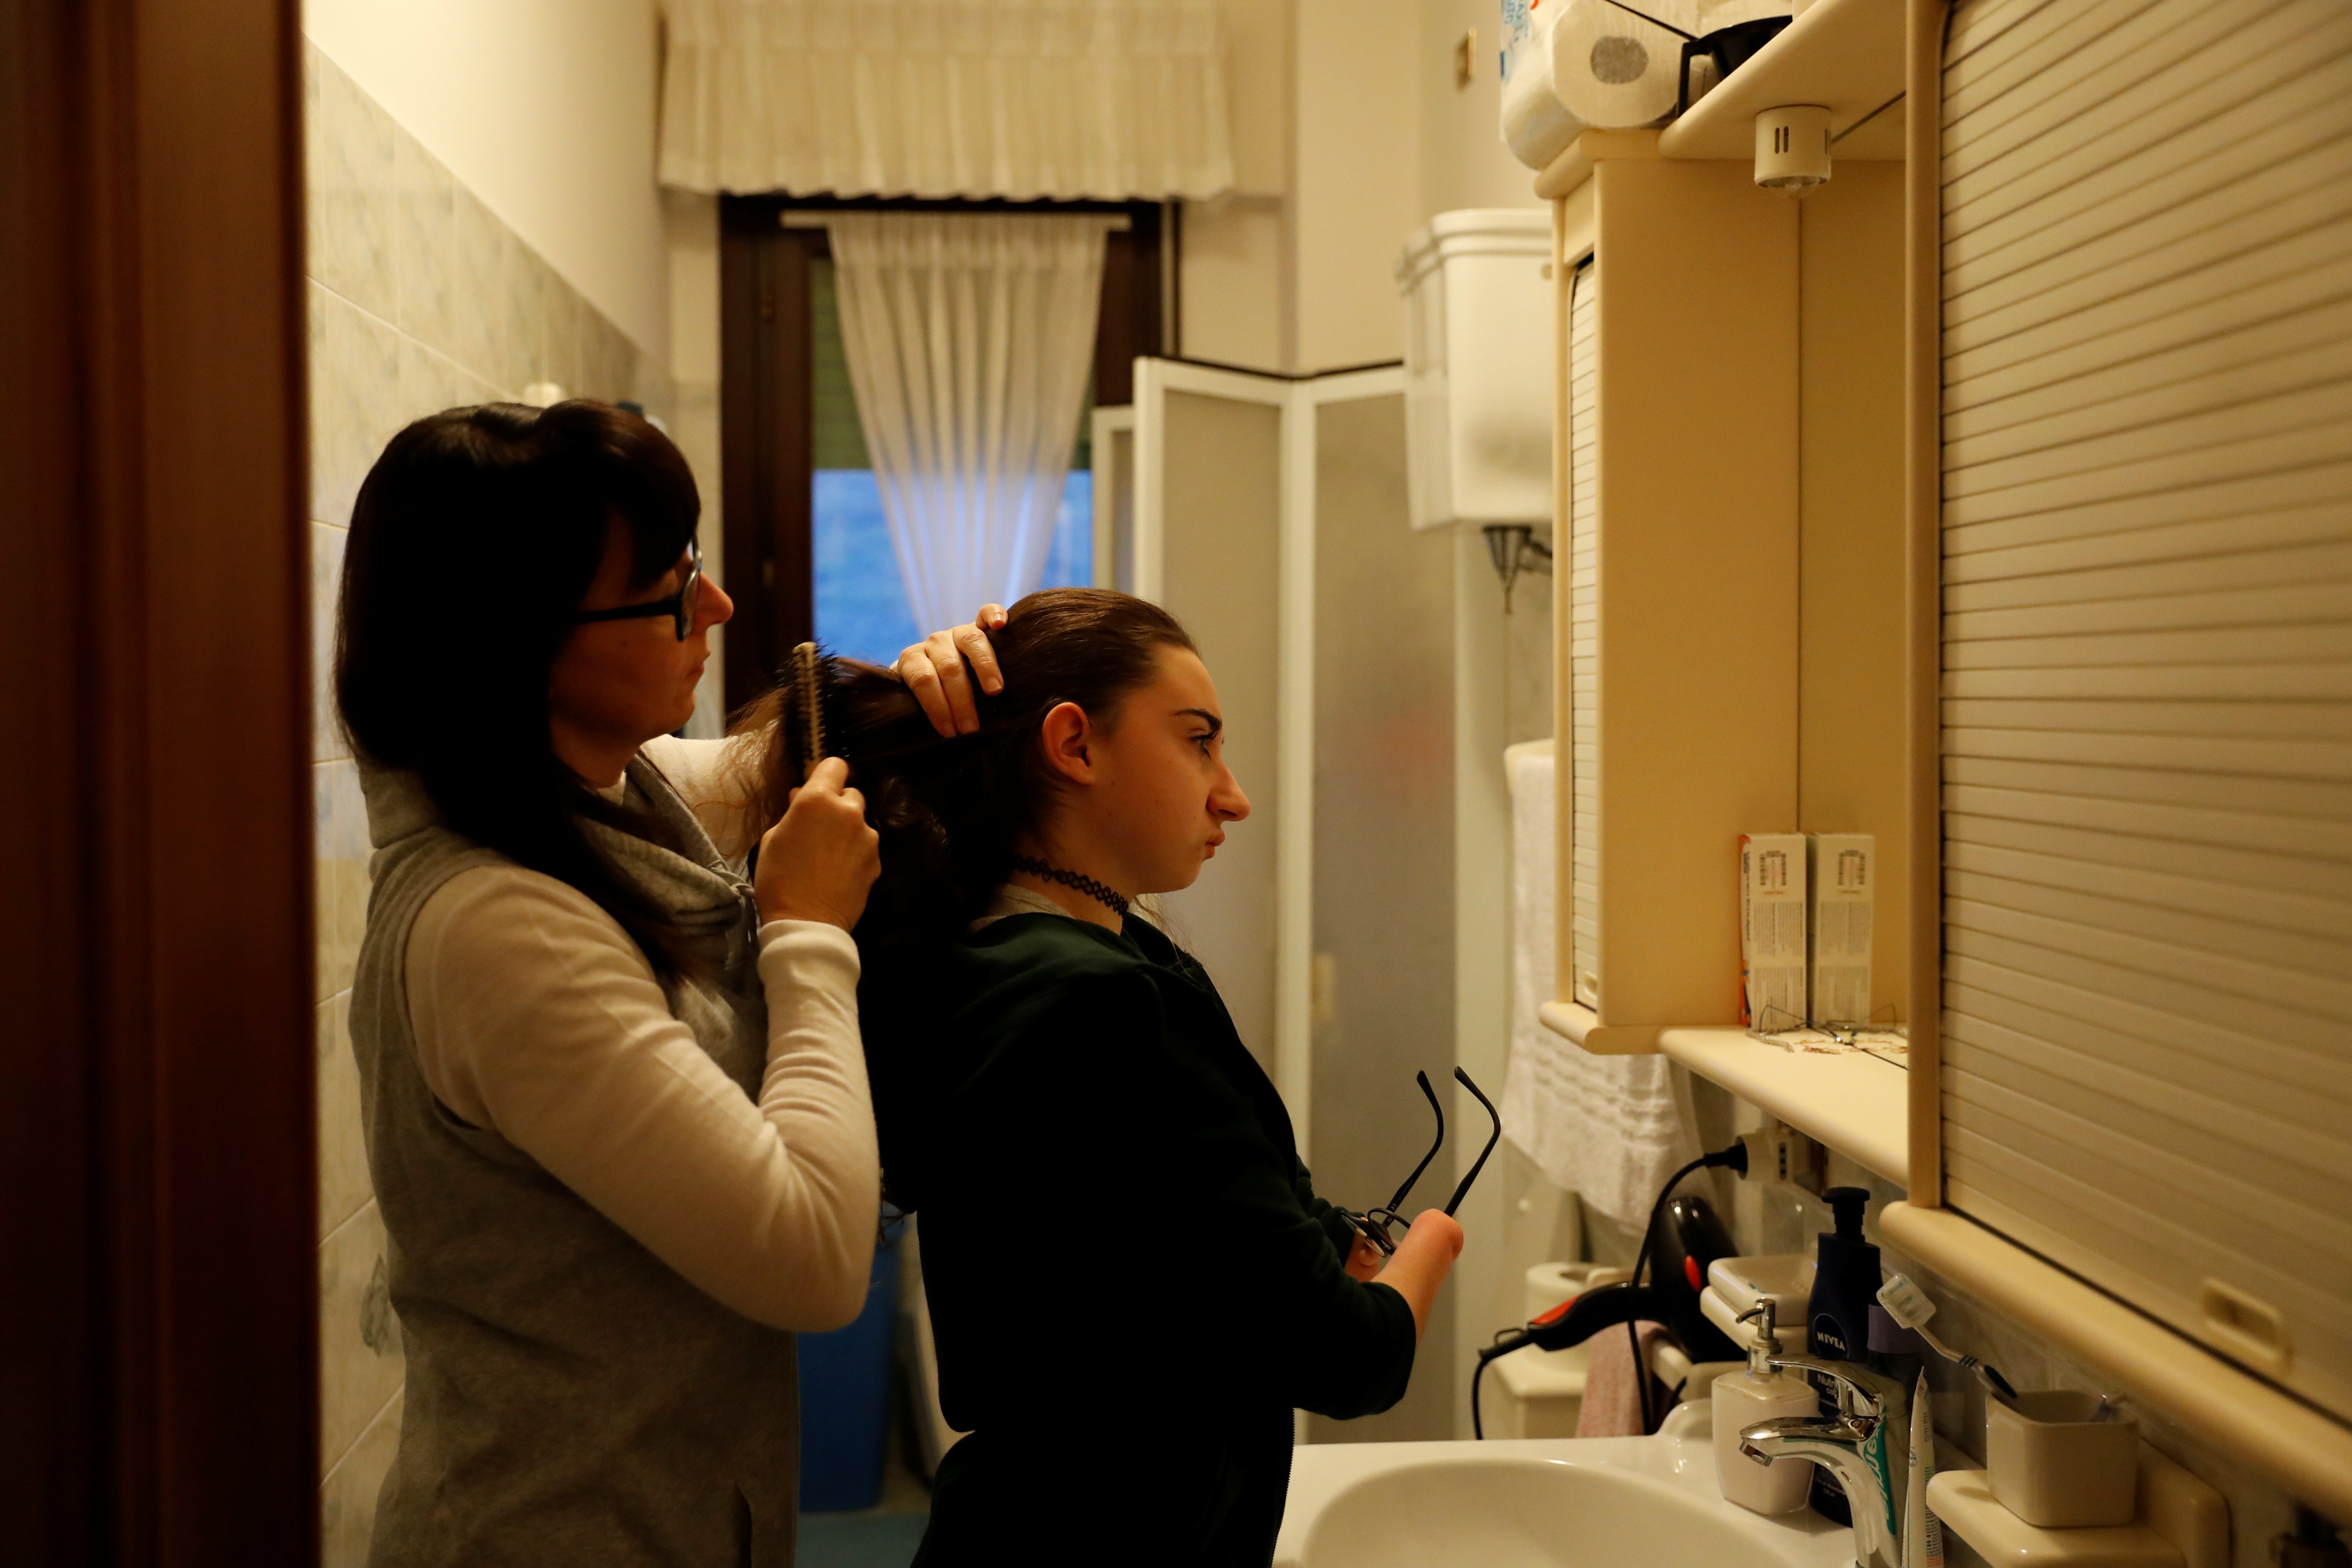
top-left (1537, 135), bottom-right (1910, 1059)
top-left (1885, 0), bottom-right (2352, 1518)
top-left (1530, 0), bottom-right (2352, 1518)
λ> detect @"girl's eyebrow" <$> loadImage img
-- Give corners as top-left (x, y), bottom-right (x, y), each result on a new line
top-left (1176, 707), bottom-right (1223, 736)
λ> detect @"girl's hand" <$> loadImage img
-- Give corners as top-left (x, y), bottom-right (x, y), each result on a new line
top-left (897, 604), bottom-right (1008, 737)
top-left (1374, 1210), bottom-right (1465, 1339)
top-left (753, 757), bottom-right (880, 930)
top-left (1344, 1230), bottom-right (1385, 1283)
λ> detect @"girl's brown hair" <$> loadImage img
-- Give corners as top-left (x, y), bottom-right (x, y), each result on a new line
top-left (734, 587), bottom-right (1195, 949)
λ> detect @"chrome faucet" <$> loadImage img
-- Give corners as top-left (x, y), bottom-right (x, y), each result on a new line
top-left (1739, 1355), bottom-right (1911, 1568)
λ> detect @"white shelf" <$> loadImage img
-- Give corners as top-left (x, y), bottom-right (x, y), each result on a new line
top-left (1657, 0), bottom-right (1907, 161)
top-left (1926, 1462), bottom-right (2229, 1568)
top-left (1658, 1027), bottom-right (1908, 1185)
top-left (1537, 999), bottom-right (1663, 1055)
top-left (1928, 1472), bottom-right (2178, 1568)
top-left (1530, 1011), bottom-right (1910, 1183)
top-left (1531, 127), bottom-right (1662, 199)
top-left (1531, 141), bottom-right (1592, 201)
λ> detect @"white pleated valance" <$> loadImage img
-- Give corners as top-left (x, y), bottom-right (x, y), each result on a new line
top-left (658, 0), bottom-right (1235, 200)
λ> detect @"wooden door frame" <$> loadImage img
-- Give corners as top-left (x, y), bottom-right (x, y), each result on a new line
top-left (0, 0), bottom-right (318, 1562)
top-left (718, 211), bottom-right (821, 711)
top-left (1902, 0), bottom-right (1948, 1209)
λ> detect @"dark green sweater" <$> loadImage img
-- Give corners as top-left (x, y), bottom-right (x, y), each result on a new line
top-left (861, 911), bottom-right (1419, 1567)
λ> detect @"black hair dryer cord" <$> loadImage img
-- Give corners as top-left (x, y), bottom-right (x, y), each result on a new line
top-left (1470, 1139), bottom-right (1749, 1439)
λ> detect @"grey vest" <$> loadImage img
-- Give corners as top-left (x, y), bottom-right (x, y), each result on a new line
top-left (353, 757), bottom-right (797, 1568)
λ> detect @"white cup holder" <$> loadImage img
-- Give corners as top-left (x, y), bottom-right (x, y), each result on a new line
top-left (1985, 1390), bottom-right (2139, 1528)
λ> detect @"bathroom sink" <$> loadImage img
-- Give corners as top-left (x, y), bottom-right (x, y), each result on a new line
top-left (1275, 1411), bottom-right (1853, 1568)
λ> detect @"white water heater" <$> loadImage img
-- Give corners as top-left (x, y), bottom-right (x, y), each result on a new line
top-left (1394, 208), bottom-right (1554, 532)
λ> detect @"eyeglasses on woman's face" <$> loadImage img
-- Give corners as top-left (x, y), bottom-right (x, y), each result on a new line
top-left (570, 540), bottom-right (703, 641)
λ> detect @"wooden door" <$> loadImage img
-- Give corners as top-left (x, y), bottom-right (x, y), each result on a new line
top-left (0, 0), bottom-right (318, 1559)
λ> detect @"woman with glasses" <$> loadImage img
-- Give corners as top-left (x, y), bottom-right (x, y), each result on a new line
top-left (334, 401), bottom-right (994, 1568)
top-left (734, 589), bottom-right (1465, 1567)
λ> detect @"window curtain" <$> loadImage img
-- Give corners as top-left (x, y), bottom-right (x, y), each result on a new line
top-left (826, 212), bottom-right (1109, 632)
top-left (659, 0), bottom-right (1234, 200)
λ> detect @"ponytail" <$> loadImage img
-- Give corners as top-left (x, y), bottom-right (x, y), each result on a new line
top-left (732, 588), bottom-right (1195, 951)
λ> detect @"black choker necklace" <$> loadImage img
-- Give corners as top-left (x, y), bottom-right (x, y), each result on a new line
top-left (1009, 854), bottom-right (1130, 918)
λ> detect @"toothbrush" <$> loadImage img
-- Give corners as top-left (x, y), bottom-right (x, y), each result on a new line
top-left (1877, 1272), bottom-right (2020, 1404)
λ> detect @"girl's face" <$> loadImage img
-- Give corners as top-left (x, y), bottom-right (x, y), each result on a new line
top-left (547, 523), bottom-right (733, 783)
top-left (1081, 647), bottom-right (1252, 895)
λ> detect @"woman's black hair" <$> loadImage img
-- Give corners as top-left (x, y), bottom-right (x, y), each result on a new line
top-left (335, 400), bottom-right (701, 978)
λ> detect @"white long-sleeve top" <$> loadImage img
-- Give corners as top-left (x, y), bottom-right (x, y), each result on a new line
top-left (401, 733), bottom-right (878, 1333)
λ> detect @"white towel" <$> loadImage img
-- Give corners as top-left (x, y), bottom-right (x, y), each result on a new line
top-left (1501, 741), bottom-right (1695, 1227)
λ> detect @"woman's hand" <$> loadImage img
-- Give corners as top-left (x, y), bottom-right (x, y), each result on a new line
top-left (753, 757), bottom-right (880, 930)
top-left (1344, 1230), bottom-right (1385, 1283)
top-left (897, 604), bottom-right (1008, 737)
top-left (1372, 1210), bottom-right (1465, 1340)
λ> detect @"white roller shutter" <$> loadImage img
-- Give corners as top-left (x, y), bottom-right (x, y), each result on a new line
top-left (1939, 0), bottom-right (2352, 1415)
top-left (1568, 259), bottom-right (1602, 1011)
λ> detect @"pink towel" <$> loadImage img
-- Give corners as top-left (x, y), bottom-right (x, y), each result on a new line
top-left (1576, 1320), bottom-right (1671, 1437)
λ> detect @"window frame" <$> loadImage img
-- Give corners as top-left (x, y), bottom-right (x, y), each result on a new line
top-left (717, 194), bottom-right (1170, 710)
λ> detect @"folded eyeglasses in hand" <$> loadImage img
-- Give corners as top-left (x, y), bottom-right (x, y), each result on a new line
top-left (1346, 1066), bottom-right (1501, 1258)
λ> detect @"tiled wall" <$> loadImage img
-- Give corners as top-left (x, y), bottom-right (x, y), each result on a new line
top-left (304, 41), bottom-right (675, 1565)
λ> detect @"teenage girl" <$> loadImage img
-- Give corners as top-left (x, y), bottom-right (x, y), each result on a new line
top-left (734, 587), bottom-right (1464, 1567)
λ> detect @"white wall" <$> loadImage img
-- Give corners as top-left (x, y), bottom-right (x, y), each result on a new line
top-left (1179, 0), bottom-right (1544, 374)
top-left (667, 193), bottom-right (722, 390)
top-left (1181, 197), bottom-right (1290, 370)
top-left (1293, 0), bottom-right (1422, 371)
top-left (1417, 0), bottom-right (1550, 220)
top-left (1182, 0), bottom-right (1294, 370)
top-left (303, 0), bottom-right (670, 364)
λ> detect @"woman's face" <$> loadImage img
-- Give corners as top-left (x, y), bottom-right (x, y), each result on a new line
top-left (547, 521), bottom-right (734, 782)
top-left (1084, 646), bottom-right (1252, 895)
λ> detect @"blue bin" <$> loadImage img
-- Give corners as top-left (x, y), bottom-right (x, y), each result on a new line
top-left (797, 1231), bottom-right (901, 1512)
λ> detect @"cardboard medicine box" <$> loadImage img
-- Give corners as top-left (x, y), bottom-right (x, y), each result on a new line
top-left (1808, 834), bottom-right (1874, 1026)
top-left (1740, 833), bottom-right (1807, 1030)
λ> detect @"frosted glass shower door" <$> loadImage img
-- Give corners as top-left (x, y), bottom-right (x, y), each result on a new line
top-left (1089, 404), bottom-right (1136, 594)
top-left (1130, 362), bottom-right (1443, 1164)
top-left (1133, 361), bottom-right (1291, 1092)
top-left (1133, 362), bottom-right (1458, 1439)
top-left (1301, 374), bottom-right (1459, 1445)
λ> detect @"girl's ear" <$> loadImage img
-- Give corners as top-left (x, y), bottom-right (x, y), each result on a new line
top-left (1037, 700), bottom-right (1095, 787)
